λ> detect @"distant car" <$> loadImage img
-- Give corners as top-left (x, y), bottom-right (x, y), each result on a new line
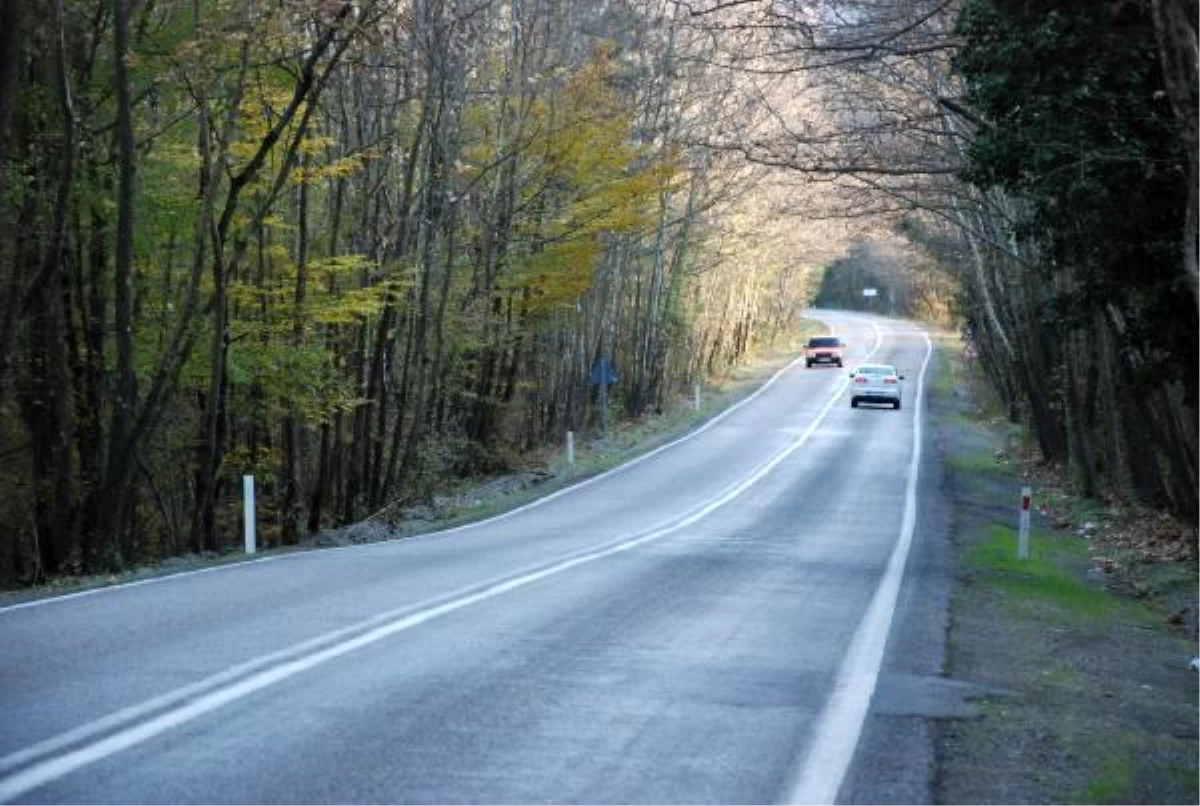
top-left (805, 336), bottom-right (844, 368)
top-left (849, 364), bottom-right (905, 409)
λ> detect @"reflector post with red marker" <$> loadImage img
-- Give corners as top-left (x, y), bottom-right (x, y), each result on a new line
top-left (1018, 485), bottom-right (1031, 559)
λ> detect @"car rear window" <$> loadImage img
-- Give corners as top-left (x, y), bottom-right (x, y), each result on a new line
top-left (808, 337), bottom-right (840, 348)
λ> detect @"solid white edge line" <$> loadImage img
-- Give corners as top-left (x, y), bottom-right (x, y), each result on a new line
top-left (0, 318), bottom-right (883, 802)
top-left (783, 327), bottom-right (933, 805)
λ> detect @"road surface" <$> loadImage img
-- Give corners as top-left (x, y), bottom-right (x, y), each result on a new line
top-left (0, 312), bottom-right (951, 804)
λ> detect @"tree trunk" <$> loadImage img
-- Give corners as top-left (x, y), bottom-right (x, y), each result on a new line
top-left (0, 0), bottom-right (24, 398)
top-left (281, 164), bottom-right (310, 545)
top-left (191, 247), bottom-right (229, 554)
top-left (95, 0), bottom-right (139, 570)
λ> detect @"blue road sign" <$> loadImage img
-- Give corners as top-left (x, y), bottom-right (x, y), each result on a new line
top-left (590, 354), bottom-right (619, 386)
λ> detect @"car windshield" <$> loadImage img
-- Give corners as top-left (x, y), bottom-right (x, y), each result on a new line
top-left (808, 337), bottom-right (840, 348)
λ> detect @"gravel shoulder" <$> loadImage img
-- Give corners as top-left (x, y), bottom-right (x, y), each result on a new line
top-left (929, 334), bottom-right (1199, 805)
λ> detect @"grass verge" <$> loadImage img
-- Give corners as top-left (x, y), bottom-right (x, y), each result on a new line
top-left (932, 338), bottom-right (1198, 805)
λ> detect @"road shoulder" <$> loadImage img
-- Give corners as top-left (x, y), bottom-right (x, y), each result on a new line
top-left (838, 341), bottom-right (957, 805)
top-left (930, 336), bottom-right (1198, 804)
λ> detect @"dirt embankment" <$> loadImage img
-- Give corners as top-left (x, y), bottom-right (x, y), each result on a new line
top-left (930, 337), bottom-right (1198, 805)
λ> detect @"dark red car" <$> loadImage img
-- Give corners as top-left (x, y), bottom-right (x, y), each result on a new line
top-left (805, 336), bottom-right (844, 368)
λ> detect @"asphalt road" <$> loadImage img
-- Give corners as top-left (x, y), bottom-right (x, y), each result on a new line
top-left (0, 311), bottom-right (950, 804)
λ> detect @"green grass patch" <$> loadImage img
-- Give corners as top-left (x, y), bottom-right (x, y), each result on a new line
top-left (946, 450), bottom-right (1008, 474)
top-left (930, 335), bottom-right (966, 396)
top-left (1169, 765), bottom-right (1200, 803)
top-left (943, 411), bottom-right (987, 430)
top-left (930, 362), bottom-right (961, 400)
top-left (929, 334), bottom-right (1014, 422)
top-left (963, 525), bottom-right (1155, 623)
top-left (1078, 752), bottom-right (1135, 804)
top-left (960, 522), bottom-right (1166, 628)
top-left (1034, 663), bottom-right (1080, 690)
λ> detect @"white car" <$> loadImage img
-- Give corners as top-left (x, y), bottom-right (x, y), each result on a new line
top-left (849, 364), bottom-right (905, 409)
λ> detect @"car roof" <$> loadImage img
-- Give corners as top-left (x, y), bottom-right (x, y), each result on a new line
top-left (854, 363), bottom-right (897, 373)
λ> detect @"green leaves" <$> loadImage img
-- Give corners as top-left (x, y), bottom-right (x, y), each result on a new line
top-left (955, 0), bottom-right (1192, 324)
top-left (226, 340), bottom-right (355, 424)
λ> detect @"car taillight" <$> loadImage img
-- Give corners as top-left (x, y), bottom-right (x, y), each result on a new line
top-left (854, 377), bottom-right (867, 384)
top-left (884, 377), bottom-right (898, 384)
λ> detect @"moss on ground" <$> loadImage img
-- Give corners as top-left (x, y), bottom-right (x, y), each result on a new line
top-left (1078, 751), bottom-right (1135, 804)
top-left (962, 525), bottom-right (1163, 625)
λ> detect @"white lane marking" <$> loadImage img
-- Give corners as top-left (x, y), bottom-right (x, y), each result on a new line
top-left (0, 317), bottom-right (879, 616)
top-left (783, 327), bottom-right (933, 805)
top-left (0, 321), bottom-right (886, 802)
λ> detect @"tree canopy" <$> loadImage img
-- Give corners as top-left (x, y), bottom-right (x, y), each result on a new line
top-left (0, 0), bottom-right (1193, 585)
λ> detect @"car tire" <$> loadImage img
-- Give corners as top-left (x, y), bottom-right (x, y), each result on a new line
top-left (806, 360), bottom-right (813, 368)
top-left (836, 360), bottom-right (843, 367)
top-left (894, 399), bottom-right (901, 410)
top-left (850, 397), bottom-right (858, 408)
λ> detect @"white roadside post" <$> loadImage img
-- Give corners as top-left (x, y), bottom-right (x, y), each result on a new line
top-left (694, 383), bottom-right (700, 412)
top-left (243, 475), bottom-right (257, 555)
top-left (1018, 486), bottom-right (1031, 559)
top-left (566, 431), bottom-right (575, 475)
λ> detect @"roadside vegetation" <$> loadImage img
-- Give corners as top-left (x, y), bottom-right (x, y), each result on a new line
top-left (344, 324), bottom-right (822, 542)
top-left (0, 1), bottom-right (846, 584)
top-left (932, 337), bottom-right (1198, 806)
top-left (0, 0), bottom-right (1193, 591)
top-left (0, 319), bottom-right (823, 605)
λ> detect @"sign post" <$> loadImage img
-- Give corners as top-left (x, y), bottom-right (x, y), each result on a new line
top-left (589, 354), bottom-right (619, 437)
top-left (600, 376), bottom-right (608, 436)
top-left (863, 288), bottom-right (878, 312)
top-left (1018, 486), bottom-right (1031, 559)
